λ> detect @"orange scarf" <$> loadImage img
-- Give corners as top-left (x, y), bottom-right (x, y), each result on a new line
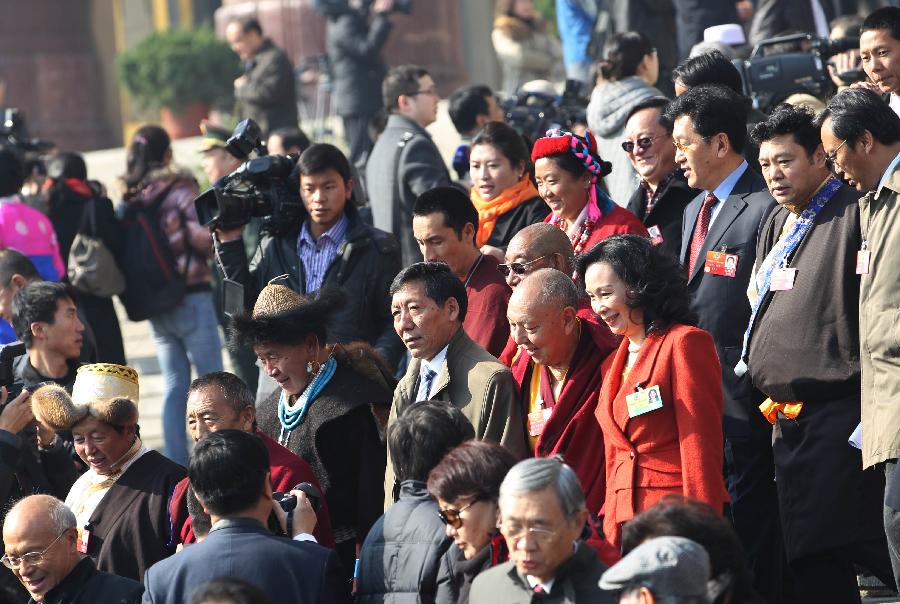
top-left (471, 175), bottom-right (541, 247)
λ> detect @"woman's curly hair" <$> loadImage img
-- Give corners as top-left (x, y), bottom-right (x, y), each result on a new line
top-left (574, 234), bottom-right (696, 333)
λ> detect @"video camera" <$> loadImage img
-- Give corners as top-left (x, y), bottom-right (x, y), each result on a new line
top-left (733, 33), bottom-right (860, 114)
top-left (194, 119), bottom-right (305, 237)
top-left (503, 79), bottom-right (589, 144)
top-left (0, 342), bottom-right (26, 402)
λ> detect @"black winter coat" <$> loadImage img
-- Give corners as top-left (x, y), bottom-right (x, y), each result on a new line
top-left (626, 169), bottom-right (698, 261)
top-left (357, 481), bottom-right (460, 604)
top-left (33, 558), bottom-right (142, 604)
top-left (235, 39), bottom-right (299, 136)
top-left (326, 11), bottom-right (391, 117)
top-left (483, 196), bottom-right (548, 250)
top-left (215, 205), bottom-right (403, 366)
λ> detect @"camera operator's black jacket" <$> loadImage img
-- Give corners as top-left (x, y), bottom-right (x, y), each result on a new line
top-left (216, 204), bottom-right (404, 367)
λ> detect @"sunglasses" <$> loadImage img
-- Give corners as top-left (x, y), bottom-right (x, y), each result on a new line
top-left (621, 136), bottom-right (657, 154)
top-left (438, 500), bottom-right (478, 529)
top-left (497, 254), bottom-right (552, 277)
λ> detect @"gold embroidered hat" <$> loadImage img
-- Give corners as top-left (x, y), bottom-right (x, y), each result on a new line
top-left (31, 364), bottom-right (140, 432)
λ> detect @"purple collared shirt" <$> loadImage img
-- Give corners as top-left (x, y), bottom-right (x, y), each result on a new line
top-left (296, 214), bottom-right (349, 293)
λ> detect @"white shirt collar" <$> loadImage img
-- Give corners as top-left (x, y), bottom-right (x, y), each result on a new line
top-left (422, 344), bottom-right (449, 376)
top-left (710, 160), bottom-right (748, 202)
top-left (876, 149), bottom-right (900, 195)
top-left (525, 575), bottom-right (555, 593)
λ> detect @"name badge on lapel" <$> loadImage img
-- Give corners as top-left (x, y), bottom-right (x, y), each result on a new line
top-left (528, 407), bottom-right (553, 437)
top-left (647, 225), bottom-right (664, 246)
top-left (770, 268), bottom-right (797, 291)
top-left (705, 251), bottom-right (739, 277)
top-left (625, 385), bottom-right (664, 418)
top-left (77, 524), bottom-right (92, 554)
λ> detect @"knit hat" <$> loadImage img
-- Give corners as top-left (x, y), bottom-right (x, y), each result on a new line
top-left (230, 284), bottom-right (344, 348)
top-left (599, 536), bottom-right (711, 598)
top-left (530, 129), bottom-right (612, 181)
top-left (31, 363), bottom-right (140, 431)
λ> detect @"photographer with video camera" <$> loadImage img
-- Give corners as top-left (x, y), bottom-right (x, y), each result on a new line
top-left (212, 138), bottom-right (403, 374)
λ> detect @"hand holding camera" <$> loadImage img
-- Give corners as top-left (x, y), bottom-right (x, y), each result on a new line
top-left (272, 482), bottom-right (322, 538)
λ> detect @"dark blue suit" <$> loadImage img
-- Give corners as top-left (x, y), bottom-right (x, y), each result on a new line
top-left (141, 518), bottom-right (348, 604)
top-left (680, 166), bottom-right (785, 601)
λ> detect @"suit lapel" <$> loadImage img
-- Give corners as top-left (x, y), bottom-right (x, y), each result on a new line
top-left (615, 332), bottom-right (666, 431)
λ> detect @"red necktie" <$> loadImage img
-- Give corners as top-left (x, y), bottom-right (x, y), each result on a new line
top-left (533, 585), bottom-right (545, 593)
top-left (687, 193), bottom-right (718, 276)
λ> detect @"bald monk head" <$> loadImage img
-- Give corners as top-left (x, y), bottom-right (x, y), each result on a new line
top-left (507, 268), bottom-right (581, 371)
top-left (2, 495), bottom-right (80, 602)
top-left (502, 223), bottom-right (575, 289)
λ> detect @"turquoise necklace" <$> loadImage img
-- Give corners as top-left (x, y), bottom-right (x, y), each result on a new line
top-left (278, 356), bottom-right (337, 446)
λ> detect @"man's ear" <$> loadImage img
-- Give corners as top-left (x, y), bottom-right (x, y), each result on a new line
top-left (239, 406), bottom-right (256, 431)
top-left (445, 296), bottom-right (460, 323)
top-left (344, 178), bottom-right (354, 201)
top-left (462, 222), bottom-right (477, 246)
top-left (9, 274), bottom-right (27, 291)
top-left (30, 322), bottom-right (43, 341)
top-left (811, 144), bottom-right (827, 169)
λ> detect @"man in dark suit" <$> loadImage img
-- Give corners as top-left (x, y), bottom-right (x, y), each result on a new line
top-left (225, 17), bottom-right (298, 136)
top-left (665, 85), bottom-right (781, 602)
top-left (750, 0), bottom-right (856, 46)
top-left (142, 430), bottom-right (348, 604)
top-left (623, 97), bottom-right (700, 260)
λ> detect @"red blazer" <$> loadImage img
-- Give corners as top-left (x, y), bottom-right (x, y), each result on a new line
top-left (596, 324), bottom-right (728, 549)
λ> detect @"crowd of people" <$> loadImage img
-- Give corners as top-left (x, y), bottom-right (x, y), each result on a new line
top-left (1, 1), bottom-right (900, 603)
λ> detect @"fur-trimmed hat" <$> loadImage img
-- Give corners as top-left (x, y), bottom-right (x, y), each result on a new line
top-left (31, 363), bottom-right (140, 431)
top-left (230, 285), bottom-right (344, 348)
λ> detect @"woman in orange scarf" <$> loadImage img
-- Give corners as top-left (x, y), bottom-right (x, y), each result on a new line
top-left (469, 122), bottom-right (546, 259)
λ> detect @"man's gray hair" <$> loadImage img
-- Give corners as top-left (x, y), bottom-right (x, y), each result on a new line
top-left (524, 268), bottom-right (580, 309)
top-left (5, 495), bottom-right (76, 534)
top-left (499, 457), bottom-right (585, 519)
top-left (188, 371), bottom-right (255, 414)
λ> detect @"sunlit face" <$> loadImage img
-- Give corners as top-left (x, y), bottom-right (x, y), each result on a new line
top-left (401, 75), bottom-right (440, 128)
top-left (485, 95), bottom-right (506, 123)
top-left (470, 143), bottom-right (522, 201)
top-left (672, 115), bottom-right (726, 191)
top-left (623, 107), bottom-right (676, 185)
top-left (821, 117), bottom-right (872, 191)
top-left (200, 147), bottom-right (240, 183)
top-left (2, 521), bottom-right (78, 602)
top-left (391, 281), bottom-right (460, 361)
top-left (534, 158), bottom-right (591, 222)
top-left (72, 417), bottom-right (135, 476)
top-left (186, 385), bottom-right (254, 442)
top-left (860, 28), bottom-right (900, 95)
top-left (300, 169), bottom-right (351, 232)
top-left (758, 134), bottom-right (829, 212)
top-left (507, 296), bottom-right (577, 367)
top-left (225, 22), bottom-right (263, 62)
top-left (502, 236), bottom-right (558, 289)
top-left (255, 340), bottom-right (316, 397)
top-left (438, 497), bottom-right (499, 560)
top-left (413, 212), bottom-right (476, 278)
top-left (583, 261), bottom-right (645, 340)
top-left (498, 486), bottom-right (586, 584)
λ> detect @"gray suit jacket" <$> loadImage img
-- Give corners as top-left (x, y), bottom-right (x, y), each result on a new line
top-left (365, 114), bottom-right (451, 267)
top-left (679, 166), bottom-right (775, 422)
top-left (383, 328), bottom-right (527, 509)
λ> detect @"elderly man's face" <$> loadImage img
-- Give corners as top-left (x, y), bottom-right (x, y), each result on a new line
top-left (391, 281), bottom-right (460, 361)
top-left (186, 386), bottom-right (254, 442)
top-left (502, 236), bottom-right (560, 290)
top-left (3, 522), bottom-right (77, 602)
top-left (507, 296), bottom-right (577, 368)
top-left (498, 485), bottom-right (586, 584)
top-left (72, 417), bottom-right (135, 476)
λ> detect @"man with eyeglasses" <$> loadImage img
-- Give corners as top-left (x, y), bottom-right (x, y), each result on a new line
top-left (623, 97), bottom-right (700, 259)
top-left (819, 87), bottom-right (900, 593)
top-left (2, 494), bottom-right (142, 603)
top-left (469, 457), bottom-right (614, 603)
top-left (367, 64), bottom-right (451, 267)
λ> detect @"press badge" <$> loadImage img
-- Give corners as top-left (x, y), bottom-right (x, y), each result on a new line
top-left (647, 225), bottom-right (664, 246)
top-left (769, 268), bottom-right (797, 291)
top-left (528, 407), bottom-right (553, 437)
top-left (856, 250), bottom-right (870, 275)
top-left (625, 385), bottom-right (664, 418)
top-left (704, 250), bottom-right (739, 277)
top-left (77, 524), bottom-right (92, 554)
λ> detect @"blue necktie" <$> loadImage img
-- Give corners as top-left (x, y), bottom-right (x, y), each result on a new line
top-left (420, 367), bottom-right (437, 401)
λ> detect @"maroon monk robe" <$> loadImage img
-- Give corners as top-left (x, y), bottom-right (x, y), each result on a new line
top-left (463, 254), bottom-right (512, 358)
top-left (499, 300), bottom-right (612, 366)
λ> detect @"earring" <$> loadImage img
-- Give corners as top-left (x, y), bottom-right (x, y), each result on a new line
top-left (306, 361), bottom-right (314, 375)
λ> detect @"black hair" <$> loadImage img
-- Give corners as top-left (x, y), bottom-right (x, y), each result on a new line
top-left (388, 262), bottom-right (469, 322)
top-left (122, 124), bottom-right (170, 193)
top-left (230, 287), bottom-right (343, 349)
top-left (750, 103), bottom-right (821, 156)
top-left (383, 64), bottom-right (430, 112)
top-left (186, 485), bottom-right (212, 539)
top-left (0, 147), bottom-right (25, 198)
top-left (575, 234), bottom-right (696, 332)
top-left (189, 430), bottom-right (270, 517)
top-left (270, 127), bottom-right (311, 155)
top-left (388, 400), bottom-right (475, 482)
top-left (188, 578), bottom-right (273, 604)
top-left (815, 87), bottom-right (900, 146)
top-left (232, 17), bottom-right (263, 36)
top-left (599, 31), bottom-right (655, 82)
top-left (189, 371), bottom-right (255, 415)
top-left (471, 121), bottom-right (531, 171)
top-left (830, 14), bottom-right (863, 39)
top-left (625, 97), bottom-right (673, 135)
top-left (427, 440), bottom-right (517, 504)
top-left (0, 249), bottom-right (40, 288)
top-left (297, 143), bottom-right (351, 183)
top-left (412, 187), bottom-right (479, 242)
top-left (44, 152), bottom-right (92, 213)
top-left (671, 50), bottom-right (744, 95)
top-left (12, 282), bottom-right (77, 347)
top-left (621, 495), bottom-right (757, 604)
top-left (664, 84), bottom-right (749, 153)
top-left (861, 6), bottom-right (900, 42)
top-left (448, 85), bottom-right (494, 135)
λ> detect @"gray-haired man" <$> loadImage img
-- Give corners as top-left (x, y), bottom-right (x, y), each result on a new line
top-left (469, 458), bottom-right (614, 603)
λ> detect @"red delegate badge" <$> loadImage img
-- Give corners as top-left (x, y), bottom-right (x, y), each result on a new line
top-left (704, 250), bottom-right (739, 277)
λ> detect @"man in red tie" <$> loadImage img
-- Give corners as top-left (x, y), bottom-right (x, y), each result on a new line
top-left (666, 85), bottom-right (780, 602)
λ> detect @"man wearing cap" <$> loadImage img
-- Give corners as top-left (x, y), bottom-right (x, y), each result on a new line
top-left (599, 536), bottom-right (711, 603)
top-left (31, 365), bottom-right (186, 582)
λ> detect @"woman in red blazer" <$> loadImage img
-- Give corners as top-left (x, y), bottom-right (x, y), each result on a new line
top-left (575, 234), bottom-right (728, 550)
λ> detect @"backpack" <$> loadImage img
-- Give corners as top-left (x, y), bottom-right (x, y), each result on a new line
top-left (117, 182), bottom-right (191, 321)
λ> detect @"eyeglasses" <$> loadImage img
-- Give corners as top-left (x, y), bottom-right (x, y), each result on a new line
top-left (621, 136), bottom-right (657, 154)
top-left (406, 87), bottom-right (438, 98)
top-left (497, 254), bottom-right (552, 277)
top-left (497, 520), bottom-right (556, 545)
top-left (825, 139), bottom-right (848, 169)
top-left (1, 531), bottom-right (67, 570)
top-left (438, 499), bottom-right (479, 529)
